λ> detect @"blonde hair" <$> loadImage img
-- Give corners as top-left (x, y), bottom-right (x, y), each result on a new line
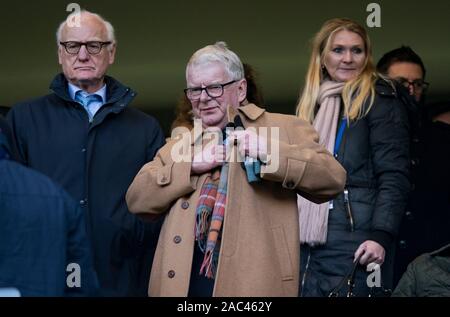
top-left (296, 18), bottom-right (377, 123)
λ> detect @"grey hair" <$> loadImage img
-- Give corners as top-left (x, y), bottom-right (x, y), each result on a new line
top-left (186, 41), bottom-right (244, 81)
top-left (56, 10), bottom-right (116, 47)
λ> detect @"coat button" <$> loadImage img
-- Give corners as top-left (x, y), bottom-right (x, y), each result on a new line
top-left (286, 181), bottom-right (295, 189)
top-left (81, 148), bottom-right (87, 153)
top-left (173, 236), bottom-right (182, 244)
top-left (181, 201), bottom-right (189, 209)
top-left (168, 270), bottom-right (175, 278)
top-left (399, 240), bottom-right (407, 249)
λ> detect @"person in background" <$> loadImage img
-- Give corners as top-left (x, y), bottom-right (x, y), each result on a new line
top-left (0, 116), bottom-right (98, 296)
top-left (377, 46), bottom-right (428, 104)
top-left (392, 243), bottom-right (450, 297)
top-left (378, 47), bottom-right (450, 287)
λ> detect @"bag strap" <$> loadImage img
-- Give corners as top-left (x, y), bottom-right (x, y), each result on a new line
top-left (328, 254), bottom-right (362, 297)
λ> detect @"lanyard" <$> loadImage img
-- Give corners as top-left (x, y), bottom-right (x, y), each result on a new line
top-left (334, 118), bottom-right (347, 157)
top-left (330, 118), bottom-right (348, 210)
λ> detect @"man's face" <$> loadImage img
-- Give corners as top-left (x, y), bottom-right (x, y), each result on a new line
top-left (387, 62), bottom-right (424, 102)
top-left (58, 14), bottom-right (116, 92)
top-left (186, 62), bottom-right (246, 129)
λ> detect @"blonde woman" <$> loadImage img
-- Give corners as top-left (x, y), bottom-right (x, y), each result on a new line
top-left (296, 18), bottom-right (410, 296)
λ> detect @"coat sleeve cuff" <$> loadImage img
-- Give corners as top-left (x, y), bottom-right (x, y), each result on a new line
top-left (369, 230), bottom-right (393, 250)
top-left (260, 140), bottom-right (305, 190)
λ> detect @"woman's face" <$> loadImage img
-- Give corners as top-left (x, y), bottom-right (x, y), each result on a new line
top-left (323, 29), bottom-right (366, 82)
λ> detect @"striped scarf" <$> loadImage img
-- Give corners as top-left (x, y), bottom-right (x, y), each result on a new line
top-left (195, 163), bottom-right (229, 278)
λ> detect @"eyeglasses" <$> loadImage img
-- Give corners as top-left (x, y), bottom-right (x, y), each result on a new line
top-left (394, 77), bottom-right (430, 91)
top-left (184, 80), bottom-right (237, 100)
top-left (59, 41), bottom-right (112, 55)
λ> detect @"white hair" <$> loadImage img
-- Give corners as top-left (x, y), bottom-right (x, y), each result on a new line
top-left (56, 10), bottom-right (116, 48)
top-left (186, 41), bottom-right (244, 81)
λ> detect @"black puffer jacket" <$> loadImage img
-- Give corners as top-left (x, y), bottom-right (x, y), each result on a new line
top-left (330, 80), bottom-right (410, 243)
top-left (300, 79), bottom-right (410, 297)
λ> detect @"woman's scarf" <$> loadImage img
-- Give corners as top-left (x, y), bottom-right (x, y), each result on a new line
top-left (298, 80), bottom-right (345, 246)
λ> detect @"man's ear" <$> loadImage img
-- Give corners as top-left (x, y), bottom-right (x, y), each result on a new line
top-left (58, 47), bottom-right (63, 65)
top-left (237, 78), bottom-right (247, 103)
top-left (109, 43), bottom-right (117, 64)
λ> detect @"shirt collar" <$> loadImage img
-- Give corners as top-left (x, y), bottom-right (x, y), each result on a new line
top-left (68, 82), bottom-right (107, 103)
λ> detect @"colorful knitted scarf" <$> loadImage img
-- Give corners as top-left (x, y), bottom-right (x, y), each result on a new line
top-left (195, 163), bottom-right (229, 278)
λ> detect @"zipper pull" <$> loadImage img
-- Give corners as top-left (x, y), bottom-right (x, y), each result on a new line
top-left (344, 189), bottom-right (355, 232)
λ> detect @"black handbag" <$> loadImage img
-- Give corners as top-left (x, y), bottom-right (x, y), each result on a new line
top-left (328, 254), bottom-right (392, 297)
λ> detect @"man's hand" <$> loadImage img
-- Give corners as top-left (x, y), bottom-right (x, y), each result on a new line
top-left (354, 240), bottom-right (385, 265)
top-left (231, 129), bottom-right (268, 162)
top-left (191, 143), bottom-right (225, 175)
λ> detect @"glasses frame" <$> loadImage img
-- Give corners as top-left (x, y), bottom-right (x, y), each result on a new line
top-left (394, 77), bottom-right (430, 91)
top-left (184, 80), bottom-right (237, 100)
top-left (59, 41), bottom-right (112, 55)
